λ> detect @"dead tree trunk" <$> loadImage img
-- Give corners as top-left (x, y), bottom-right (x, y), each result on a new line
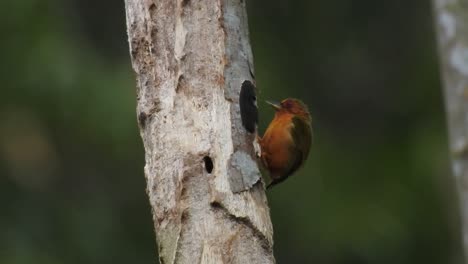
top-left (124, 0), bottom-right (275, 263)
top-left (433, 0), bottom-right (468, 261)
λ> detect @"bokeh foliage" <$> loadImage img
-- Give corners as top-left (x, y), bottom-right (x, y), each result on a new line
top-left (0, 0), bottom-right (462, 263)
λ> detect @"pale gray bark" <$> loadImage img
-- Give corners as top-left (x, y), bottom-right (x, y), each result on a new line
top-left (124, 0), bottom-right (274, 263)
top-left (433, 0), bottom-right (468, 261)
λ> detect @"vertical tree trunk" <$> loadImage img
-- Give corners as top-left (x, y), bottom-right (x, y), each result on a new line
top-left (124, 0), bottom-right (275, 263)
top-left (433, 0), bottom-right (468, 261)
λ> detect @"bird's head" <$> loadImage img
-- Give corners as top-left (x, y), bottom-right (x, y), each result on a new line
top-left (266, 98), bottom-right (311, 120)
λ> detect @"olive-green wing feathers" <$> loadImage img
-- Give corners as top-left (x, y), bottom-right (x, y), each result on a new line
top-left (292, 116), bottom-right (312, 158)
top-left (286, 116), bottom-right (312, 175)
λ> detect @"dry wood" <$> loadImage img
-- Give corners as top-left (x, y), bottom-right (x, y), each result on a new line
top-left (124, 0), bottom-right (275, 263)
top-left (434, 0), bottom-right (468, 261)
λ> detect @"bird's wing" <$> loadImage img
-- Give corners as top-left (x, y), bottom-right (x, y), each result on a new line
top-left (291, 116), bottom-right (312, 160)
top-left (286, 116), bottom-right (312, 174)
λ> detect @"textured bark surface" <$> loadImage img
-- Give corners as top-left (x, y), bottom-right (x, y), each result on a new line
top-left (433, 0), bottom-right (468, 261)
top-left (124, 0), bottom-right (274, 263)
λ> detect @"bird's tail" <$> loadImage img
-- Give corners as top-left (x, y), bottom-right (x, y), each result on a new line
top-left (266, 177), bottom-right (288, 190)
top-left (266, 182), bottom-right (276, 189)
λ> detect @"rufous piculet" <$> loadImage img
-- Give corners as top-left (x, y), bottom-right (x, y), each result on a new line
top-left (259, 98), bottom-right (312, 189)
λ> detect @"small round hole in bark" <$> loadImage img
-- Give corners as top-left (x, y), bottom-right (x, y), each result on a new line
top-left (203, 156), bottom-right (213, 173)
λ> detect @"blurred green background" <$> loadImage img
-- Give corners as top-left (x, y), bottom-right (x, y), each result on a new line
top-left (0, 0), bottom-right (461, 263)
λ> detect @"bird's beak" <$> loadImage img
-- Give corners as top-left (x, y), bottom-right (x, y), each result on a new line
top-left (266, 100), bottom-right (281, 111)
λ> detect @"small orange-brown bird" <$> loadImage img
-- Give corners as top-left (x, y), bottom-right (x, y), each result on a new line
top-left (259, 98), bottom-right (312, 189)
